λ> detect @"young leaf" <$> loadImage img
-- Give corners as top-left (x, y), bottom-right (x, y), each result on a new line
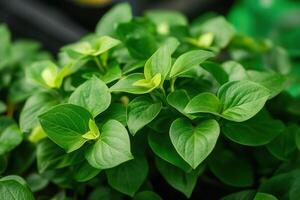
top-left (217, 80), bottom-right (270, 122)
top-left (110, 73), bottom-right (159, 94)
top-left (155, 158), bottom-right (203, 198)
top-left (144, 45), bottom-right (171, 81)
top-left (222, 110), bottom-right (284, 146)
top-left (69, 76), bottom-right (111, 117)
top-left (26, 60), bottom-right (69, 89)
top-left (0, 175), bottom-right (35, 200)
top-left (96, 3), bottom-right (132, 36)
top-left (209, 149), bottom-right (254, 187)
top-left (39, 104), bottom-right (92, 152)
top-left (148, 131), bottom-right (191, 172)
top-left (169, 50), bottom-right (215, 78)
top-left (127, 96), bottom-right (162, 135)
top-left (20, 92), bottom-right (58, 132)
top-left (195, 16), bottom-right (235, 49)
top-left (0, 124), bottom-right (23, 155)
top-left (73, 161), bottom-right (102, 182)
top-left (145, 10), bottom-right (187, 35)
top-left (85, 120), bottom-right (133, 169)
top-left (170, 118), bottom-right (220, 169)
top-left (106, 156), bottom-right (148, 197)
top-left (184, 92), bottom-right (221, 115)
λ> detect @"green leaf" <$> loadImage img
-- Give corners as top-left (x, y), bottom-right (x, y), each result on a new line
top-left (26, 173), bottom-right (49, 192)
top-left (20, 92), bottom-right (58, 132)
top-left (259, 170), bottom-right (300, 200)
top-left (67, 36), bottom-right (120, 57)
top-left (254, 193), bottom-right (278, 200)
top-left (0, 101), bottom-right (6, 114)
top-left (39, 104), bottom-right (92, 152)
top-left (267, 124), bottom-right (298, 160)
top-left (96, 3), bottom-right (132, 36)
top-left (209, 149), bottom-right (254, 187)
top-left (106, 156), bottom-right (148, 197)
top-left (0, 24), bottom-right (11, 70)
top-left (221, 190), bottom-right (256, 200)
top-left (170, 118), bottom-right (220, 169)
top-left (133, 191), bottom-right (162, 200)
top-left (85, 120), bottom-right (133, 169)
top-left (148, 131), bottom-right (191, 172)
top-left (222, 110), bottom-right (284, 146)
top-left (222, 61), bottom-right (247, 81)
top-left (155, 158), bottom-right (203, 198)
top-left (167, 90), bottom-right (196, 119)
top-left (98, 62), bottom-right (122, 84)
top-left (195, 16), bottom-right (235, 49)
top-left (26, 60), bottom-right (69, 89)
top-left (169, 50), bottom-right (215, 78)
top-left (90, 36), bottom-right (121, 56)
top-left (247, 70), bottom-right (287, 99)
top-left (110, 73), bottom-right (159, 94)
top-left (144, 45), bottom-right (171, 81)
top-left (36, 139), bottom-right (84, 173)
top-left (116, 21), bottom-right (157, 60)
top-left (217, 80), bottom-right (270, 122)
top-left (73, 161), bottom-right (102, 182)
top-left (202, 61), bottom-right (228, 85)
top-left (81, 119), bottom-right (100, 140)
top-left (98, 103), bottom-right (127, 126)
top-left (184, 92), bottom-right (221, 115)
top-left (69, 76), bottom-right (111, 117)
top-left (0, 175), bottom-right (34, 200)
top-left (146, 10), bottom-right (187, 35)
top-left (0, 124), bottom-right (23, 155)
top-left (127, 96), bottom-right (162, 135)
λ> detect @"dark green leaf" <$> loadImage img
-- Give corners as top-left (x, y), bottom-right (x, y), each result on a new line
top-left (170, 118), bottom-right (220, 169)
top-left (155, 158), bottom-right (203, 198)
top-left (222, 110), bottom-right (284, 146)
top-left (127, 96), bottom-right (162, 135)
top-left (209, 149), bottom-right (254, 187)
top-left (106, 156), bottom-right (148, 196)
top-left (39, 104), bottom-right (92, 152)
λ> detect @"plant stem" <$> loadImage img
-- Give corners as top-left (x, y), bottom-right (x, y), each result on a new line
top-left (170, 77), bottom-right (176, 92)
top-left (93, 57), bottom-right (105, 74)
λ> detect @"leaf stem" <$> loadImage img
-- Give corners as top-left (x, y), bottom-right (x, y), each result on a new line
top-left (94, 57), bottom-right (105, 74)
top-left (170, 77), bottom-right (176, 92)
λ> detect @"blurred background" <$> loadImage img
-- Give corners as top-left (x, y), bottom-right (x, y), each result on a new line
top-left (1, 0), bottom-right (299, 56)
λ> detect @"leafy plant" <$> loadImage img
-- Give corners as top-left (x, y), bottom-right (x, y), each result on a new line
top-left (0, 2), bottom-right (299, 199)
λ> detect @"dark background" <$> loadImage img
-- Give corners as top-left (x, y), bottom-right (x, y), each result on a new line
top-left (0, 0), bottom-right (234, 52)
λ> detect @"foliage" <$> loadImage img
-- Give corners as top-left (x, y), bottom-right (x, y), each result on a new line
top-left (0, 3), bottom-right (299, 199)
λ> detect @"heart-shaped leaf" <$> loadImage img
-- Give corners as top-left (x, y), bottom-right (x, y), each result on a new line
top-left (170, 118), bottom-right (220, 169)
